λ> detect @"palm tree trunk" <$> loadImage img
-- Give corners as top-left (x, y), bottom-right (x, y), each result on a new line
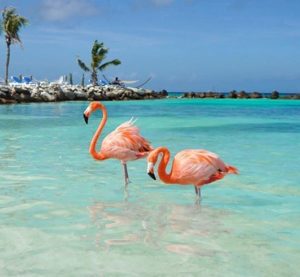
top-left (5, 39), bottom-right (11, 85)
top-left (91, 70), bottom-right (98, 86)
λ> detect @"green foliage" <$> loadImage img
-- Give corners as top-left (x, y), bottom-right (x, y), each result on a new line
top-left (98, 59), bottom-right (121, 71)
top-left (77, 40), bottom-right (121, 85)
top-left (2, 7), bottom-right (28, 45)
top-left (77, 59), bottom-right (90, 72)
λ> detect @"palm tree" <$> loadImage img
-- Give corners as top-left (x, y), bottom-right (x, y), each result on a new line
top-left (77, 40), bottom-right (121, 86)
top-left (2, 7), bottom-right (28, 84)
top-left (0, 20), bottom-right (2, 73)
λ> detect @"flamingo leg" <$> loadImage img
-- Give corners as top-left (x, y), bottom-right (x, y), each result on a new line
top-left (122, 163), bottom-right (130, 186)
top-left (194, 186), bottom-right (201, 199)
top-left (124, 185), bottom-right (129, 202)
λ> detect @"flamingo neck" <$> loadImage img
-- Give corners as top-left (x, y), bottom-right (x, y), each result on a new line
top-left (89, 105), bottom-right (107, 160)
top-left (157, 147), bottom-right (173, 183)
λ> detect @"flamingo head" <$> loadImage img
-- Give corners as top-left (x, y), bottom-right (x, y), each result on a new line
top-left (147, 162), bottom-right (156, 180)
top-left (83, 101), bottom-right (103, 124)
top-left (147, 150), bottom-right (159, 180)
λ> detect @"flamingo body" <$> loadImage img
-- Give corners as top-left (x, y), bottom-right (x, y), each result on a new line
top-left (101, 118), bottom-right (152, 162)
top-left (170, 149), bottom-right (229, 185)
top-left (147, 147), bottom-right (238, 197)
top-left (84, 101), bottom-right (152, 184)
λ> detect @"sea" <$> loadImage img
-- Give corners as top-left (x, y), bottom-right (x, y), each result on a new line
top-left (0, 98), bottom-right (299, 276)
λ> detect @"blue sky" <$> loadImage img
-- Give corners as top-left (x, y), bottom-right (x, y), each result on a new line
top-left (0, 0), bottom-right (299, 92)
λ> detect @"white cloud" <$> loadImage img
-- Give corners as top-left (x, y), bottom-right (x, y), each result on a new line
top-left (40, 0), bottom-right (98, 21)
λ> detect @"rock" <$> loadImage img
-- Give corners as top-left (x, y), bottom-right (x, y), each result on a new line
top-left (19, 92), bottom-right (32, 102)
top-left (159, 89), bottom-right (168, 96)
top-left (291, 94), bottom-right (300, 100)
top-left (74, 90), bottom-right (88, 100)
top-left (92, 92), bottom-right (104, 101)
top-left (250, 92), bottom-right (262, 99)
top-left (228, 90), bottom-right (238, 98)
top-left (0, 89), bottom-right (12, 99)
top-left (270, 91), bottom-right (279, 99)
top-left (0, 86), bottom-right (10, 94)
top-left (31, 88), bottom-right (42, 102)
top-left (106, 91), bottom-right (117, 100)
top-left (40, 91), bottom-right (56, 102)
top-left (238, 91), bottom-right (250, 98)
top-left (14, 87), bottom-right (31, 96)
top-left (62, 89), bottom-right (75, 100)
top-left (0, 91), bottom-right (7, 98)
top-left (0, 98), bottom-right (16, 104)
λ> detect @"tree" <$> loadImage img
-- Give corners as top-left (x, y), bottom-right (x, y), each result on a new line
top-left (0, 19), bottom-right (2, 61)
top-left (77, 40), bottom-right (121, 86)
top-left (81, 73), bottom-right (85, 87)
top-left (2, 7), bottom-right (28, 84)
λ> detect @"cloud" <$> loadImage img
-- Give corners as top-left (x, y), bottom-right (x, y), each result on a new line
top-left (40, 0), bottom-right (98, 21)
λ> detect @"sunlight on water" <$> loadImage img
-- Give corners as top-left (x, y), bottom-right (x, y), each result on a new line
top-left (0, 99), bottom-right (299, 276)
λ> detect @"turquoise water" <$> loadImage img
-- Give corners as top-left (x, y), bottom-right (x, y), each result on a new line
top-left (0, 99), bottom-right (299, 276)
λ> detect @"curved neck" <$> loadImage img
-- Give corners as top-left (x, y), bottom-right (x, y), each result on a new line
top-left (89, 105), bottom-right (107, 160)
top-left (157, 147), bottom-right (173, 183)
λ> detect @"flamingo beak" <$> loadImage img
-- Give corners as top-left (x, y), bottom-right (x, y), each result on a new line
top-left (83, 113), bottom-right (89, 124)
top-left (148, 172), bottom-right (156, 180)
top-left (147, 162), bottom-right (156, 180)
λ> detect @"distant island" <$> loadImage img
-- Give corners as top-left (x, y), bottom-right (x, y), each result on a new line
top-left (182, 90), bottom-right (300, 100)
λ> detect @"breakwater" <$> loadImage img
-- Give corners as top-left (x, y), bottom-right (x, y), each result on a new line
top-left (0, 84), bottom-right (168, 104)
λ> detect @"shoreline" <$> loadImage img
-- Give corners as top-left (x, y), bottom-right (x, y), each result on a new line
top-left (1, 84), bottom-right (300, 104)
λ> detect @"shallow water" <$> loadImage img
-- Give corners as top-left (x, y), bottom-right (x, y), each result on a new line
top-left (0, 99), bottom-right (299, 276)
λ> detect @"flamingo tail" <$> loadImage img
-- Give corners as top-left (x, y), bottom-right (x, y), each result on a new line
top-left (226, 165), bottom-right (239, 174)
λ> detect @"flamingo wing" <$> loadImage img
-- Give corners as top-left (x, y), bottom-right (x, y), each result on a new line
top-left (171, 149), bottom-right (225, 183)
top-left (101, 118), bottom-right (152, 161)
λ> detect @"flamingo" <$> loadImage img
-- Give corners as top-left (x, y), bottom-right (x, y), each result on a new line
top-left (147, 147), bottom-right (238, 199)
top-left (83, 101), bottom-right (152, 185)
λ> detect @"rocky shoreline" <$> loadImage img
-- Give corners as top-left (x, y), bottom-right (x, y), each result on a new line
top-left (1, 85), bottom-right (300, 104)
top-left (182, 90), bottom-right (300, 99)
top-left (0, 84), bottom-right (168, 104)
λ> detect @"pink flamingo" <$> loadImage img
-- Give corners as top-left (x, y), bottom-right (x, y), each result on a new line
top-left (83, 101), bottom-right (152, 185)
top-left (147, 147), bottom-right (238, 198)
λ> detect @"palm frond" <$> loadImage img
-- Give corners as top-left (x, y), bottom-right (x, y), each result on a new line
top-left (91, 43), bottom-right (108, 69)
top-left (91, 40), bottom-right (104, 57)
top-left (2, 7), bottom-right (28, 44)
top-left (98, 59), bottom-right (121, 71)
top-left (77, 59), bottom-right (90, 72)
